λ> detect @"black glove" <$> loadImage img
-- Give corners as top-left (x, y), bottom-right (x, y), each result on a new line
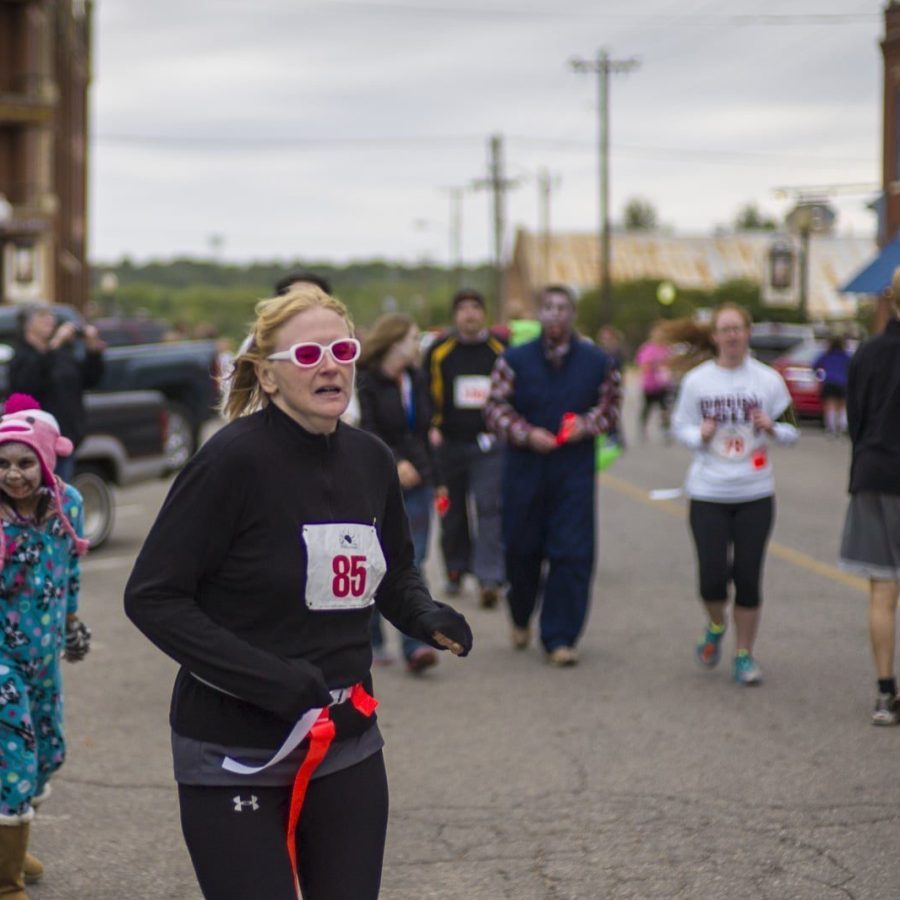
top-left (416, 602), bottom-right (473, 657)
top-left (64, 617), bottom-right (91, 662)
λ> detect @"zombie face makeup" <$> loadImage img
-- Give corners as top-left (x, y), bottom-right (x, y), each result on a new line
top-left (539, 290), bottom-right (577, 343)
top-left (0, 443), bottom-right (42, 505)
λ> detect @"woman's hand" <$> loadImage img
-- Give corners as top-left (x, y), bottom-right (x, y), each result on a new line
top-left (416, 604), bottom-right (473, 657)
top-left (700, 418), bottom-right (717, 443)
top-left (432, 631), bottom-right (467, 656)
top-left (397, 459), bottom-right (422, 489)
top-left (750, 407), bottom-right (775, 435)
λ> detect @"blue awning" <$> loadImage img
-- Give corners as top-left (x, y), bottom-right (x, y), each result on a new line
top-left (840, 235), bottom-right (900, 294)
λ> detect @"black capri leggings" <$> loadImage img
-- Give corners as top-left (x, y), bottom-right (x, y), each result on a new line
top-left (688, 496), bottom-right (774, 608)
top-left (178, 750), bottom-right (389, 900)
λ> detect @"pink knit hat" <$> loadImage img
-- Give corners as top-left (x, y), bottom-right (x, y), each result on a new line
top-left (0, 393), bottom-right (89, 561)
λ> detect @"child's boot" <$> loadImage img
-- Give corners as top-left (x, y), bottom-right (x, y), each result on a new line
top-left (0, 822), bottom-right (29, 898)
top-left (22, 851), bottom-right (42, 885)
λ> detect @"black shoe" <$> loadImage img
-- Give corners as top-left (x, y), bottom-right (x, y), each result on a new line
top-left (406, 647), bottom-right (438, 674)
top-left (479, 583), bottom-right (500, 609)
top-left (444, 571), bottom-right (462, 596)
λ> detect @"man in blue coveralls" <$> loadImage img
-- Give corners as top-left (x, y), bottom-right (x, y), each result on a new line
top-left (484, 284), bottom-right (621, 666)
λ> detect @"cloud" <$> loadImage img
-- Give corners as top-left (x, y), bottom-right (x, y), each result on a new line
top-left (90, 0), bottom-right (886, 263)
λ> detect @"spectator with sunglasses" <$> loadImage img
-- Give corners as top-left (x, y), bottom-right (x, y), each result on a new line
top-left (356, 313), bottom-right (439, 674)
top-left (125, 284), bottom-right (472, 900)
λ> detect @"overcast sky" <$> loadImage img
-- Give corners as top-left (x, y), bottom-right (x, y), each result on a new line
top-left (91, 0), bottom-right (884, 265)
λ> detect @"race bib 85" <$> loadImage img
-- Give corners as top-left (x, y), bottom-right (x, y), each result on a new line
top-left (302, 523), bottom-right (387, 610)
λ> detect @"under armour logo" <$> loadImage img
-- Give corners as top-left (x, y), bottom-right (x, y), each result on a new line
top-left (233, 795), bottom-right (259, 812)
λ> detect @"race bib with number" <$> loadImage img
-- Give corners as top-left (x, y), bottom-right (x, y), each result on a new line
top-left (302, 523), bottom-right (387, 610)
top-left (453, 375), bottom-right (491, 410)
top-left (711, 424), bottom-right (755, 461)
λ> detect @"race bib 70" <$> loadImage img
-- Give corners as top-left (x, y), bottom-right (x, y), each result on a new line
top-left (302, 523), bottom-right (387, 610)
top-left (711, 424), bottom-right (756, 461)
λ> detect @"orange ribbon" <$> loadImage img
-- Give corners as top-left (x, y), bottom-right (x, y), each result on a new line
top-left (285, 684), bottom-right (378, 896)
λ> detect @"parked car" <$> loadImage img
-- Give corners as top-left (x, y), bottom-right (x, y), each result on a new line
top-left (0, 304), bottom-right (221, 469)
top-left (98, 340), bottom-right (220, 469)
top-left (771, 341), bottom-right (825, 418)
top-left (771, 338), bottom-right (859, 422)
top-left (749, 323), bottom-right (816, 365)
top-left (94, 316), bottom-right (170, 347)
top-left (74, 391), bottom-right (169, 547)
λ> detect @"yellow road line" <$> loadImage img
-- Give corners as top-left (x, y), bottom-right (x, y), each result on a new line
top-left (601, 472), bottom-right (870, 595)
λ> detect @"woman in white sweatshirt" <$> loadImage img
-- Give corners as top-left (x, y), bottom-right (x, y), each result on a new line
top-left (672, 304), bottom-right (798, 685)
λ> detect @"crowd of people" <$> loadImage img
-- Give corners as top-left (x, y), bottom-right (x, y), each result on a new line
top-left (0, 273), bottom-right (897, 899)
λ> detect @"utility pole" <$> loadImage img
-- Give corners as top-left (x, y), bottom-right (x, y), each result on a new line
top-left (537, 168), bottom-right (561, 286)
top-left (447, 186), bottom-right (463, 288)
top-left (570, 49), bottom-right (639, 325)
top-left (472, 134), bottom-right (519, 321)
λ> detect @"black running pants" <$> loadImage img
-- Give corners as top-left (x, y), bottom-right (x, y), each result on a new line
top-left (178, 750), bottom-right (389, 900)
top-left (688, 496), bottom-right (774, 608)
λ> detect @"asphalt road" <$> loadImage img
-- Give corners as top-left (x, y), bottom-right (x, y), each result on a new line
top-left (24, 396), bottom-right (897, 900)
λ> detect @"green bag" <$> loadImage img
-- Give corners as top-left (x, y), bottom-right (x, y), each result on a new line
top-left (596, 434), bottom-right (622, 472)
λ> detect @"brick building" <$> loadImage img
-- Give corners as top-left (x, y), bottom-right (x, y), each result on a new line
top-left (882, 2), bottom-right (900, 247)
top-left (0, 0), bottom-right (91, 309)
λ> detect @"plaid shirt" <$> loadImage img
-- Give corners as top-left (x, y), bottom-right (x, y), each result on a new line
top-left (484, 337), bottom-right (622, 447)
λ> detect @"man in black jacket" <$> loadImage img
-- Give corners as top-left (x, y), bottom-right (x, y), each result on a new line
top-left (9, 302), bottom-right (105, 480)
top-left (839, 272), bottom-right (900, 725)
top-left (425, 289), bottom-right (506, 606)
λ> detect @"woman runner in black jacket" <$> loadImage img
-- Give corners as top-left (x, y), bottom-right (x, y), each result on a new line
top-left (124, 284), bottom-right (472, 900)
top-left (356, 313), bottom-right (439, 673)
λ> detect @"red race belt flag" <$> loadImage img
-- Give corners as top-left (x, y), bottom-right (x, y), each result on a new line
top-left (556, 412), bottom-right (579, 445)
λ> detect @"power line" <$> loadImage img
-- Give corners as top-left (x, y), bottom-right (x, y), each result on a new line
top-left (93, 131), bottom-right (874, 168)
top-left (93, 132), bottom-right (485, 149)
top-left (508, 137), bottom-right (874, 166)
top-left (325, 2), bottom-right (876, 25)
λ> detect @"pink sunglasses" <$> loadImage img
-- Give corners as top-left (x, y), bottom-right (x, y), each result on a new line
top-left (267, 338), bottom-right (361, 368)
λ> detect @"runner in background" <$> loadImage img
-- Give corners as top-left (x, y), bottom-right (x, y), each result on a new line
top-left (484, 284), bottom-right (620, 666)
top-left (635, 324), bottom-right (674, 443)
top-left (672, 303), bottom-right (798, 686)
top-left (356, 313), bottom-right (440, 673)
top-left (812, 335), bottom-right (852, 437)
top-left (424, 289), bottom-right (506, 606)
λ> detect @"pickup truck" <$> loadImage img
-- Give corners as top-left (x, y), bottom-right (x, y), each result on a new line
top-left (75, 390), bottom-right (169, 547)
top-left (0, 304), bottom-right (221, 469)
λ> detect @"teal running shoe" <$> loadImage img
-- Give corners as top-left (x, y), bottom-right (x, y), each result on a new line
top-left (733, 652), bottom-right (763, 685)
top-left (695, 625), bottom-right (725, 668)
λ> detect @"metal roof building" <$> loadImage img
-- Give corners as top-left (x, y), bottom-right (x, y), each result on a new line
top-left (506, 229), bottom-right (876, 320)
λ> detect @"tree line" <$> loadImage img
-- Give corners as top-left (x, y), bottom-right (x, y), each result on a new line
top-left (90, 257), bottom-right (814, 357)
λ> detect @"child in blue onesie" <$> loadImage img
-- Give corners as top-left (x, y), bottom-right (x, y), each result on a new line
top-left (0, 393), bottom-right (90, 896)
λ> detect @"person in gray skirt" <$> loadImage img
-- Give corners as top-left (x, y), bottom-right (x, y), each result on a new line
top-left (839, 271), bottom-right (900, 725)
